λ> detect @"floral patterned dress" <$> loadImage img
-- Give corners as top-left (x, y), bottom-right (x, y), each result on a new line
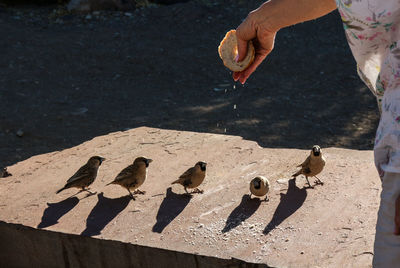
top-left (336, 0), bottom-right (400, 175)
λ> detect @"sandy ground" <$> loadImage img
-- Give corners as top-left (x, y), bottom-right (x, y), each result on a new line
top-left (0, 127), bottom-right (379, 267)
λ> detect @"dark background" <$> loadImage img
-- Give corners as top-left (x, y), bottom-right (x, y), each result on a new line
top-left (0, 0), bottom-right (379, 167)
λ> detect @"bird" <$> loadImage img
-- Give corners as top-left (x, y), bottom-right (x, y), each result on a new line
top-left (292, 145), bottom-right (326, 188)
top-left (172, 161), bottom-right (207, 194)
top-left (0, 167), bottom-right (11, 178)
top-left (56, 156), bottom-right (105, 195)
top-left (250, 176), bottom-right (270, 201)
top-left (106, 157), bottom-right (152, 200)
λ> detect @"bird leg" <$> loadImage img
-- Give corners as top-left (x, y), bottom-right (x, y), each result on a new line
top-left (133, 189), bottom-right (146, 195)
top-left (264, 195), bottom-right (269, 202)
top-left (314, 176), bottom-right (324, 185)
top-left (127, 189), bottom-right (136, 200)
top-left (191, 188), bottom-right (204, 194)
top-left (83, 187), bottom-right (97, 195)
top-left (184, 187), bottom-right (190, 194)
top-left (305, 176), bottom-right (314, 188)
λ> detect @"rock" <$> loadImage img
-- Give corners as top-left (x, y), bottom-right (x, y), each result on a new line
top-left (151, 0), bottom-right (190, 4)
top-left (67, 0), bottom-right (136, 12)
top-left (16, 129), bottom-right (24, 137)
top-left (276, 178), bottom-right (288, 185)
top-left (68, 0), bottom-right (91, 12)
top-left (213, 87), bottom-right (224, 92)
top-left (71, 107), bottom-right (88, 115)
top-left (0, 127), bottom-right (378, 267)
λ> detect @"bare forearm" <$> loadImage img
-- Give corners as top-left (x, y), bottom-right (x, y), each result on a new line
top-left (233, 0), bottom-right (337, 84)
top-left (249, 0), bottom-right (337, 32)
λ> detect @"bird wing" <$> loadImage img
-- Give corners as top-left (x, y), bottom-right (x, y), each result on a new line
top-left (321, 155), bottom-right (327, 165)
top-left (113, 165), bottom-right (136, 183)
top-left (66, 164), bottom-right (90, 184)
top-left (303, 167), bottom-right (311, 175)
top-left (297, 155), bottom-right (311, 168)
top-left (171, 167), bottom-right (195, 185)
top-left (182, 178), bottom-right (193, 187)
top-left (179, 167), bottom-right (195, 179)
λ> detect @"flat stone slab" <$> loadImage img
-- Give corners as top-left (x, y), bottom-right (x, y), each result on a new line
top-left (0, 127), bottom-right (379, 267)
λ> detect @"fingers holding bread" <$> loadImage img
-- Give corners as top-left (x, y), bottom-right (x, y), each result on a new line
top-left (218, 30), bottom-right (255, 72)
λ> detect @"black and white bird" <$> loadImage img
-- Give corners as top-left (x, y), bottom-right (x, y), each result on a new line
top-left (250, 176), bottom-right (270, 201)
top-left (293, 145), bottom-right (326, 188)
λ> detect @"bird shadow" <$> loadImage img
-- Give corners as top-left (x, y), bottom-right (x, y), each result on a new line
top-left (263, 178), bottom-right (307, 235)
top-left (81, 192), bottom-right (131, 237)
top-left (222, 194), bottom-right (261, 233)
top-left (152, 187), bottom-right (192, 233)
top-left (37, 197), bottom-right (80, 229)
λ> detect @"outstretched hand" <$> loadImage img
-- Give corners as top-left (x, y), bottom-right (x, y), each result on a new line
top-left (233, 14), bottom-right (277, 84)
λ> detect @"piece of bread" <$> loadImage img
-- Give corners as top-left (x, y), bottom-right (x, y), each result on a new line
top-left (218, 29), bottom-right (255, 72)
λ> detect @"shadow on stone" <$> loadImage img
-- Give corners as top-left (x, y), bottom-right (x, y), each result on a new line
top-left (81, 192), bottom-right (131, 237)
top-left (37, 197), bottom-right (80, 229)
top-left (152, 187), bottom-right (192, 233)
top-left (263, 178), bottom-right (307, 235)
top-left (222, 194), bottom-right (261, 233)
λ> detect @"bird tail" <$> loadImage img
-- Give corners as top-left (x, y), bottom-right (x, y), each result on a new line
top-left (56, 186), bottom-right (66, 194)
top-left (171, 179), bottom-right (180, 185)
top-left (292, 170), bottom-right (301, 178)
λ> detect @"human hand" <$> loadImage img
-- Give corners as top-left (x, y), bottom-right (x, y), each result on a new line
top-left (232, 0), bottom-right (336, 84)
top-left (395, 194), bottom-right (400, 235)
top-left (233, 13), bottom-right (277, 84)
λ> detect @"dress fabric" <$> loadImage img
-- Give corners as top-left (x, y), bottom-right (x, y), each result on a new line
top-left (335, 1), bottom-right (400, 266)
top-left (336, 0), bottom-right (400, 175)
top-left (373, 172), bottom-right (400, 267)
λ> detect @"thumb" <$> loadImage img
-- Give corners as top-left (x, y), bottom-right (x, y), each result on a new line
top-left (236, 37), bottom-right (249, 63)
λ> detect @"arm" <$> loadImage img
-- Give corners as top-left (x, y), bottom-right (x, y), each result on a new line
top-left (234, 0), bottom-right (337, 84)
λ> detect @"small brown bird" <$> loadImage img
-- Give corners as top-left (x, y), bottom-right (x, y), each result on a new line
top-left (250, 176), bottom-right (270, 201)
top-left (172, 161), bottom-right (207, 194)
top-left (106, 157), bottom-right (152, 200)
top-left (0, 167), bottom-right (11, 178)
top-left (292, 145), bottom-right (326, 188)
top-left (56, 156), bottom-right (105, 194)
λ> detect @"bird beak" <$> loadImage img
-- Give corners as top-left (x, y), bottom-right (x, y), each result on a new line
top-left (100, 157), bottom-right (106, 163)
top-left (312, 148), bottom-right (320, 156)
top-left (145, 158), bottom-right (153, 167)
